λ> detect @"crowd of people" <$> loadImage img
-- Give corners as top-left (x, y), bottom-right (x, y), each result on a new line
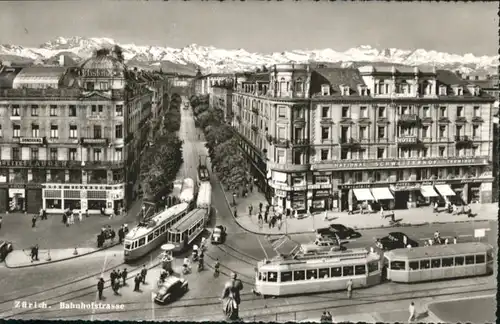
top-left (97, 265), bottom-right (149, 300)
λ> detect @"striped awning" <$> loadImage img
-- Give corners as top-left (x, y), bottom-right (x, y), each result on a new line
top-left (353, 188), bottom-right (375, 201)
top-left (420, 186), bottom-right (439, 197)
top-left (370, 187), bottom-right (394, 200)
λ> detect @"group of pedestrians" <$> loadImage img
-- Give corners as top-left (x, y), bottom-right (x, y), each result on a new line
top-left (31, 208), bottom-right (49, 228)
top-left (97, 265), bottom-right (148, 300)
top-left (62, 209), bottom-right (87, 227)
top-left (248, 203), bottom-right (285, 230)
top-left (97, 224), bottom-right (128, 248)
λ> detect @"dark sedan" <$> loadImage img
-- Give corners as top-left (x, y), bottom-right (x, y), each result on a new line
top-left (154, 277), bottom-right (189, 305)
top-left (0, 241), bottom-right (13, 261)
top-left (375, 232), bottom-right (419, 250)
top-left (316, 224), bottom-right (360, 240)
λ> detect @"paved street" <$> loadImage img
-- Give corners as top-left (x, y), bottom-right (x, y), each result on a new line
top-left (427, 295), bottom-right (496, 323)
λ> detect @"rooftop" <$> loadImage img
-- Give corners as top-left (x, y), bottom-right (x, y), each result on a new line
top-left (0, 66), bottom-right (23, 88)
top-left (310, 67), bottom-right (366, 97)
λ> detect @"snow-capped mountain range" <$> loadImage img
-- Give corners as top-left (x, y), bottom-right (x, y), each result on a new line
top-left (0, 36), bottom-right (497, 75)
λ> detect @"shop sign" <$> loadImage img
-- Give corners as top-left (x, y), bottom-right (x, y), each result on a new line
top-left (0, 160), bottom-right (70, 168)
top-left (291, 191), bottom-right (306, 199)
top-left (396, 136), bottom-right (417, 144)
top-left (82, 138), bottom-right (107, 145)
top-left (313, 157), bottom-right (486, 170)
top-left (314, 189), bottom-right (331, 198)
top-left (9, 183), bottom-right (25, 189)
top-left (275, 189), bottom-right (287, 198)
top-left (20, 137), bottom-right (43, 145)
top-left (338, 183), bottom-right (387, 190)
top-left (82, 69), bottom-right (111, 77)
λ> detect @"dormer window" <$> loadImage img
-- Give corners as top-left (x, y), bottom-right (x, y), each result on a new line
top-left (340, 85), bottom-right (350, 96)
top-left (358, 85), bottom-right (367, 96)
top-left (295, 78), bottom-right (304, 92)
top-left (454, 86), bottom-right (463, 96)
top-left (423, 81), bottom-right (432, 95)
top-left (321, 84), bottom-right (330, 96)
top-left (439, 85), bottom-right (447, 96)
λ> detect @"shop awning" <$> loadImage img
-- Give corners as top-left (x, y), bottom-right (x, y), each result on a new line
top-left (420, 185), bottom-right (439, 197)
top-left (370, 187), bottom-right (394, 200)
top-left (435, 184), bottom-right (456, 197)
top-left (353, 188), bottom-right (375, 201)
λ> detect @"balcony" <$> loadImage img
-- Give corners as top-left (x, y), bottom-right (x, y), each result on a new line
top-left (251, 107), bottom-right (259, 115)
top-left (339, 117), bottom-right (353, 125)
top-left (398, 114), bottom-right (419, 124)
top-left (472, 116), bottom-right (484, 123)
top-left (396, 136), bottom-right (418, 145)
top-left (291, 138), bottom-right (310, 146)
top-left (358, 117), bottom-right (371, 125)
top-left (251, 125), bottom-right (259, 132)
top-left (274, 138), bottom-right (289, 148)
top-left (420, 116), bottom-right (433, 124)
top-left (340, 138), bottom-right (360, 147)
top-left (455, 116), bottom-right (467, 124)
top-left (83, 161), bottom-right (125, 169)
top-left (438, 117), bottom-right (450, 124)
top-left (455, 135), bottom-right (472, 146)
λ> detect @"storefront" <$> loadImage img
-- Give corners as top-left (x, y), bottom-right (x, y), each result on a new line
top-left (290, 191), bottom-right (307, 213)
top-left (390, 182), bottom-right (422, 209)
top-left (271, 188), bottom-right (287, 212)
top-left (0, 185), bottom-right (7, 213)
top-left (311, 189), bottom-right (330, 211)
top-left (8, 187), bottom-right (25, 212)
top-left (26, 184), bottom-right (43, 213)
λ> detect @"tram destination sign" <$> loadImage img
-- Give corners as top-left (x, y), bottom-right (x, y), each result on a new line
top-left (312, 157), bottom-right (487, 170)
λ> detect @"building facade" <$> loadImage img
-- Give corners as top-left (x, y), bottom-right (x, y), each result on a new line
top-left (231, 64), bottom-right (495, 213)
top-left (193, 72), bottom-right (234, 96)
top-left (210, 82), bottom-right (234, 123)
top-left (0, 54), bottom-right (168, 214)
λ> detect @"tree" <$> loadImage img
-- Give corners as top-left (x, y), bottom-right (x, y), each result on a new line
top-left (204, 124), bottom-right (234, 158)
top-left (212, 139), bottom-right (248, 190)
top-left (113, 45), bottom-right (125, 63)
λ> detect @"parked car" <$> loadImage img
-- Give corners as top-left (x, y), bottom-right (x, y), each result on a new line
top-left (375, 232), bottom-right (419, 250)
top-left (211, 225), bottom-right (227, 244)
top-left (154, 277), bottom-right (189, 305)
top-left (316, 224), bottom-right (360, 240)
top-left (0, 241), bottom-right (13, 262)
top-left (300, 237), bottom-right (343, 254)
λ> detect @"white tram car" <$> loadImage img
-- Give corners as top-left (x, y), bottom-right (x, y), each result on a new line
top-left (384, 242), bottom-right (494, 283)
top-left (166, 208), bottom-right (208, 253)
top-left (123, 203), bottom-right (190, 262)
top-left (254, 249), bottom-right (382, 297)
top-left (196, 182), bottom-right (212, 211)
top-left (179, 178), bottom-right (196, 204)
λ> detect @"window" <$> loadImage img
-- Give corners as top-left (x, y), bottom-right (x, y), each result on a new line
top-left (378, 106), bottom-right (386, 118)
top-left (138, 237), bottom-right (146, 247)
top-left (422, 106), bottom-right (430, 117)
top-left (456, 125), bottom-right (462, 137)
top-left (472, 125), bottom-right (479, 137)
top-left (86, 82), bottom-right (94, 91)
top-left (342, 266), bottom-right (354, 276)
top-left (317, 268), bottom-right (329, 279)
top-left (69, 105), bottom-right (77, 117)
top-left (321, 127), bottom-right (329, 140)
top-left (100, 82), bottom-right (109, 90)
top-left (340, 148), bottom-right (349, 160)
top-left (98, 105), bottom-right (103, 113)
top-left (13, 124), bottom-right (21, 138)
top-left (293, 151), bottom-right (301, 164)
top-left (31, 105), bottom-right (39, 116)
top-left (360, 106), bottom-right (367, 118)
top-left (93, 148), bottom-right (102, 161)
top-left (409, 261), bottom-right (419, 270)
top-left (147, 233), bottom-right (154, 242)
top-left (331, 267), bottom-right (342, 277)
top-left (268, 272), bottom-right (277, 282)
top-left (341, 106), bottom-right (349, 118)
top-left (359, 126), bottom-right (367, 139)
top-left (421, 147), bottom-right (428, 157)
top-left (91, 105), bottom-right (97, 113)
top-left (472, 146), bottom-right (479, 157)
top-left (368, 261), bottom-right (379, 273)
top-left (465, 255), bottom-right (475, 265)
top-left (0, 125), bottom-right (2, 137)
top-left (69, 148), bottom-right (77, 161)
top-left (115, 148), bottom-right (123, 161)
top-left (473, 106), bottom-right (480, 117)
top-left (476, 254), bottom-right (485, 264)
top-left (439, 106), bottom-right (447, 117)
top-left (456, 106), bottom-right (463, 117)
top-left (30, 148), bottom-right (39, 160)
top-left (50, 105), bottom-right (58, 116)
top-left (281, 271), bottom-right (292, 282)
top-left (439, 126), bottom-right (446, 138)
top-left (293, 270), bottom-right (305, 281)
top-left (32, 124), bottom-right (39, 138)
top-left (321, 106), bottom-right (329, 118)
top-left (277, 149), bottom-right (285, 164)
top-left (442, 258), bottom-right (454, 267)
top-left (69, 125), bottom-right (78, 139)
top-left (439, 146), bottom-right (446, 157)
top-left (358, 149), bottom-right (366, 160)
top-left (115, 125), bottom-right (123, 138)
top-left (278, 107), bottom-right (287, 118)
top-left (390, 261), bottom-right (406, 270)
top-left (306, 269), bottom-right (318, 280)
top-left (321, 85), bottom-right (330, 96)
top-left (12, 105), bottom-right (20, 116)
top-left (378, 126), bottom-right (386, 139)
top-left (354, 265), bottom-right (366, 275)
top-left (420, 260), bottom-right (430, 269)
top-left (12, 147), bottom-right (20, 160)
top-left (377, 148), bottom-right (385, 159)
top-left (94, 125), bottom-right (102, 139)
top-left (116, 105), bottom-right (123, 116)
top-left (457, 88), bottom-right (463, 96)
top-left (321, 149), bottom-right (329, 161)
top-left (439, 86), bottom-right (447, 96)
top-left (422, 126), bottom-right (429, 138)
top-left (431, 259), bottom-right (441, 268)
top-left (50, 125), bottom-right (59, 138)
top-left (454, 256), bottom-right (464, 266)
top-left (50, 148), bottom-right (58, 161)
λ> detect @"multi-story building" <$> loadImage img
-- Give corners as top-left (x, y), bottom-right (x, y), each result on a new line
top-left (210, 81), bottom-right (234, 123)
top-left (0, 54), bottom-right (168, 214)
top-left (193, 72), bottom-right (234, 95)
top-left (231, 64), bottom-right (495, 213)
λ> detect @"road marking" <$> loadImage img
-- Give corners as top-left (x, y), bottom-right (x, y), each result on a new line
top-left (91, 252), bottom-right (108, 321)
top-left (256, 236), bottom-right (269, 260)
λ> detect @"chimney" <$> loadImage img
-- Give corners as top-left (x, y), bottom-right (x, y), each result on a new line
top-left (59, 54), bottom-right (65, 67)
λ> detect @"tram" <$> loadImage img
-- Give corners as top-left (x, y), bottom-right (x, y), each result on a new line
top-left (123, 203), bottom-right (190, 262)
top-left (254, 249), bottom-right (382, 297)
top-left (383, 242), bottom-right (494, 283)
top-left (179, 178), bottom-right (196, 204)
top-left (197, 156), bottom-right (210, 185)
top-left (167, 179), bottom-right (183, 207)
top-left (166, 208), bottom-right (208, 253)
top-left (196, 182), bottom-right (212, 210)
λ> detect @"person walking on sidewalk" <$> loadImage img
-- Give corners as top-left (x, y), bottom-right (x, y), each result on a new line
top-left (78, 210), bottom-right (83, 222)
top-left (346, 279), bottom-right (353, 299)
top-left (264, 211), bottom-right (268, 224)
top-left (118, 225), bottom-right (125, 244)
top-left (232, 193), bottom-right (236, 206)
top-left (234, 208), bottom-right (238, 218)
top-left (257, 213), bottom-right (263, 228)
top-left (141, 265), bottom-right (148, 284)
top-left (134, 273), bottom-right (141, 292)
top-left (0, 216), bottom-right (3, 230)
top-left (121, 268), bottom-right (128, 286)
top-left (248, 205), bottom-right (253, 216)
top-left (259, 202), bottom-right (263, 213)
top-left (97, 277), bottom-right (105, 300)
top-left (31, 214), bottom-right (37, 228)
top-left (408, 302), bottom-right (416, 322)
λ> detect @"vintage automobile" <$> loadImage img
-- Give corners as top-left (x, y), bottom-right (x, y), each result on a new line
top-left (154, 276), bottom-right (189, 305)
top-left (211, 225), bottom-right (227, 244)
top-left (316, 224), bottom-right (360, 240)
top-left (300, 237), bottom-right (343, 254)
top-left (375, 232), bottom-right (419, 250)
top-left (0, 240), bottom-right (13, 261)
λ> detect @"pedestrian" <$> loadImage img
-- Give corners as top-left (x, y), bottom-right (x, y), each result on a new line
top-left (85, 209), bottom-right (89, 218)
top-left (134, 273), bottom-right (141, 292)
top-left (453, 236), bottom-right (457, 244)
top-left (271, 215), bottom-right (276, 228)
top-left (69, 213), bottom-right (74, 225)
top-left (248, 205), bottom-right (253, 216)
top-left (346, 279), bottom-right (352, 299)
top-left (232, 193), bottom-right (236, 206)
top-left (122, 268), bottom-right (128, 286)
top-left (444, 238), bottom-right (449, 245)
top-left (293, 209), bottom-right (298, 219)
top-left (42, 209), bottom-right (47, 220)
top-left (408, 302), bottom-right (416, 322)
top-left (286, 208), bottom-right (290, 218)
top-left (320, 311), bottom-right (328, 322)
top-left (268, 216), bottom-right (272, 229)
top-left (234, 208), bottom-right (238, 218)
top-left (31, 214), bottom-right (37, 228)
top-left (78, 210), bottom-right (83, 222)
top-left (326, 311), bottom-right (333, 322)
top-left (266, 204), bottom-right (270, 213)
top-left (0, 216), bottom-right (3, 230)
top-left (379, 206), bottom-right (384, 219)
top-left (277, 218), bottom-right (282, 230)
top-left (264, 212), bottom-right (268, 224)
top-left (141, 265), bottom-right (148, 284)
top-left (39, 208), bottom-right (43, 220)
top-left (34, 244), bottom-right (39, 261)
top-left (30, 246), bottom-right (36, 262)
top-left (97, 277), bottom-right (105, 300)
top-left (257, 213), bottom-right (263, 227)
top-left (110, 270), bottom-right (117, 287)
top-left (348, 204), bottom-right (353, 215)
top-left (118, 226), bottom-right (125, 244)
top-left (259, 202), bottom-right (263, 212)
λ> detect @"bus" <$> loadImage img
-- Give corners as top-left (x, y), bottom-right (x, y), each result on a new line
top-left (196, 182), bottom-right (212, 210)
top-left (123, 203), bottom-right (190, 262)
top-left (166, 208), bottom-right (208, 253)
top-left (179, 178), bottom-right (196, 204)
top-left (254, 249), bottom-right (381, 297)
top-left (383, 242), bottom-right (494, 283)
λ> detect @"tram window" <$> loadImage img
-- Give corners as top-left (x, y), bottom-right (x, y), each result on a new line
top-left (154, 229), bottom-right (160, 238)
top-left (319, 268), bottom-right (330, 279)
top-left (293, 270), bottom-right (305, 281)
top-left (268, 272), bottom-right (277, 282)
top-left (420, 260), bottom-right (430, 269)
top-left (132, 241), bottom-right (137, 249)
top-left (454, 256), bottom-right (464, 266)
top-left (281, 271), bottom-right (293, 282)
top-left (390, 261), bottom-right (406, 270)
top-left (476, 254), bottom-right (485, 263)
top-left (409, 261), bottom-right (419, 270)
top-left (442, 258), bottom-right (453, 267)
top-left (160, 225), bottom-right (165, 234)
top-left (188, 228), bottom-right (193, 236)
top-left (125, 243), bottom-right (131, 250)
top-left (258, 272), bottom-right (263, 281)
top-left (355, 265), bottom-right (366, 275)
top-left (465, 255), bottom-right (475, 265)
top-left (487, 252), bottom-right (493, 261)
top-left (138, 237), bottom-right (146, 247)
top-left (148, 233), bottom-right (154, 242)
top-left (368, 261), bottom-right (379, 273)
top-left (331, 267), bottom-right (342, 277)
top-left (306, 269), bottom-right (318, 280)
top-left (431, 259), bottom-right (441, 268)
top-left (182, 232), bottom-right (187, 241)
top-left (343, 266), bottom-right (354, 276)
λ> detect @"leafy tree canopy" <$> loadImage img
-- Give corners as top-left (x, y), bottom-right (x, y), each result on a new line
top-left (204, 123), bottom-right (235, 158)
top-left (212, 139), bottom-right (248, 191)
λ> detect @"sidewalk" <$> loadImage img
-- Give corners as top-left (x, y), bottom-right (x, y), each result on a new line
top-left (221, 187), bottom-right (497, 235)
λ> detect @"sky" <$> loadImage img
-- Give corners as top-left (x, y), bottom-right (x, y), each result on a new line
top-left (0, 1), bottom-right (497, 55)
